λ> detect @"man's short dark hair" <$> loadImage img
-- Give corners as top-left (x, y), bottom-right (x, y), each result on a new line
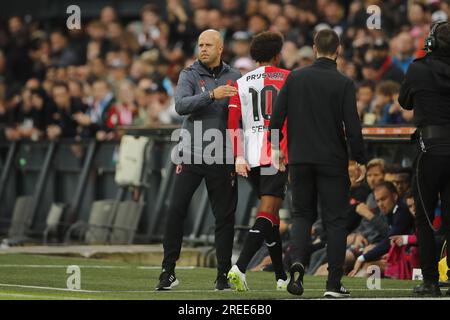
top-left (314, 29), bottom-right (340, 56)
top-left (397, 167), bottom-right (412, 180)
top-left (436, 22), bottom-right (450, 54)
top-left (375, 181), bottom-right (398, 196)
top-left (384, 164), bottom-right (401, 175)
top-left (52, 81), bottom-right (69, 91)
top-left (376, 80), bottom-right (400, 97)
top-left (358, 80), bottom-right (375, 91)
top-left (250, 31), bottom-right (283, 63)
top-left (141, 4), bottom-right (159, 15)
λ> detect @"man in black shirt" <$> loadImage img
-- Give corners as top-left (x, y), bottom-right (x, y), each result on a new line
top-left (399, 21), bottom-right (450, 297)
top-left (269, 29), bottom-right (367, 298)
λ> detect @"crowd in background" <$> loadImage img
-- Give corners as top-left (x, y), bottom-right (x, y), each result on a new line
top-left (250, 158), bottom-right (445, 280)
top-left (0, 0), bottom-right (448, 280)
top-left (1, 0), bottom-right (450, 142)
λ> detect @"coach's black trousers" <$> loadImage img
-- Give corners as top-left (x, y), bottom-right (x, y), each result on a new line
top-left (413, 152), bottom-right (450, 283)
top-left (289, 164), bottom-right (350, 288)
top-left (162, 163), bottom-right (237, 276)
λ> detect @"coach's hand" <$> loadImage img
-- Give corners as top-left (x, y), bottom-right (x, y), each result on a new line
top-left (213, 85), bottom-right (237, 100)
top-left (235, 156), bottom-right (250, 178)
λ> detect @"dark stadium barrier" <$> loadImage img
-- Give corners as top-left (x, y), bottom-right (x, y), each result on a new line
top-left (0, 125), bottom-right (417, 246)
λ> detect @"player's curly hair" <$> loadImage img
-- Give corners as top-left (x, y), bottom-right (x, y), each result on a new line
top-left (250, 31), bottom-right (284, 63)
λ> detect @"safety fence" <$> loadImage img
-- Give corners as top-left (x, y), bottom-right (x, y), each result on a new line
top-left (0, 125), bottom-right (417, 246)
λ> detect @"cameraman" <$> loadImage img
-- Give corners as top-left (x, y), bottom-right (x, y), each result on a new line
top-left (398, 21), bottom-right (450, 297)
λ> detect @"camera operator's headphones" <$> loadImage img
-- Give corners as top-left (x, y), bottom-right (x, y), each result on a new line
top-left (424, 20), bottom-right (448, 51)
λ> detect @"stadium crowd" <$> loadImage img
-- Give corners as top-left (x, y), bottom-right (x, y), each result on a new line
top-left (2, 0), bottom-right (450, 142)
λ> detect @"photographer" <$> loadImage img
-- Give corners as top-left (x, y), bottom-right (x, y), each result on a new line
top-left (398, 21), bottom-right (450, 297)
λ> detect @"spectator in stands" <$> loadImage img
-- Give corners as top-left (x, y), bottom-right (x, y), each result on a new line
top-left (165, 0), bottom-right (196, 60)
top-left (86, 21), bottom-right (112, 61)
top-left (247, 14), bottom-right (270, 36)
top-left (128, 4), bottom-right (169, 52)
top-left (29, 38), bottom-right (51, 81)
top-left (0, 2), bottom-right (438, 148)
top-left (229, 31), bottom-right (252, 66)
top-left (8, 88), bottom-right (42, 141)
top-left (321, 0), bottom-right (346, 36)
top-left (393, 167), bottom-right (412, 201)
top-left (30, 88), bottom-right (54, 137)
top-left (4, 16), bottom-right (32, 86)
top-left (297, 46), bottom-right (314, 67)
top-left (100, 6), bottom-right (118, 25)
top-left (280, 41), bottom-right (300, 70)
top-left (348, 181), bottom-right (415, 277)
top-left (372, 80), bottom-right (405, 125)
top-left (106, 55), bottom-right (129, 90)
top-left (133, 79), bottom-right (151, 126)
top-left (68, 80), bottom-right (84, 101)
top-left (50, 31), bottom-right (78, 68)
top-left (232, 57), bottom-right (256, 75)
top-left (356, 80), bottom-right (375, 124)
top-left (146, 82), bottom-right (179, 126)
top-left (207, 8), bottom-right (232, 42)
top-left (369, 38), bottom-right (405, 84)
top-left (384, 191), bottom-right (420, 280)
top-left (73, 78), bottom-right (114, 140)
top-left (392, 32), bottom-right (416, 74)
top-left (105, 80), bottom-right (137, 133)
top-left (47, 82), bottom-right (87, 140)
top-left (365, 158), bottom-right (386, 210)
top-left (346, 160), bottom-right (372, 233)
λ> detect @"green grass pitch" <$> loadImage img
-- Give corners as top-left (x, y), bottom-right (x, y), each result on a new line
top-left (0, 253), bottom-right (440, 300)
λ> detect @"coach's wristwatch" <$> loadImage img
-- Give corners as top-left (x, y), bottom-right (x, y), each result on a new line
top-left (209, 90), bottom-right (215, 101)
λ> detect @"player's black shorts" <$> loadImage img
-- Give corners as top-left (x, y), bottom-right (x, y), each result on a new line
top-left (247, 165), bottom-right (288, 200)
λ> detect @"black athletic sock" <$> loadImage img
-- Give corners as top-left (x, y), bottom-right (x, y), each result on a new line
top-left (236, 217), bottom-right (272, 273)
top-left (266, 224), bottom-right (287, 281)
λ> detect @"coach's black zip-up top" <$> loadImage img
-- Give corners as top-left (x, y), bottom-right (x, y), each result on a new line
top-left (175, 60), bottom-right (241, 163)
top-left (269, 57), bottom-right (367, 167)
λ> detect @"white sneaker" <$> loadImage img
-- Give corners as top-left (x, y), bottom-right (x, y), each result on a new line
top-left (227, 265), bottom-right (249, 292)
top-left (276, 278), bottom-right (289, 291)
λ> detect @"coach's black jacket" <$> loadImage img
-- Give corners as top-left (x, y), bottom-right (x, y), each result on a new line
top-left (269, 57), bottom-right (367, 167)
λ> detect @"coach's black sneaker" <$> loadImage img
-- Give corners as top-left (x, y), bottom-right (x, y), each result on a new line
top-left (324, 284), bottom-right (351, 298)
top-left (215, 273), bottom-right (231, 291)
top-left (413, 281), bottom-right (441, 297)
top-left (155, 270), bottom-right (179, 291)
top-left (287, 262), bottom-right (305, 296)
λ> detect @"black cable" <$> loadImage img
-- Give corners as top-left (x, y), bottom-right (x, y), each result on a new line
top-left (415, 140), bottom-right (450, 232)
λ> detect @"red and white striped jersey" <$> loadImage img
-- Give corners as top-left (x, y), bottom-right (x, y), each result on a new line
top-left (228, 65), bottom-right (289, 167)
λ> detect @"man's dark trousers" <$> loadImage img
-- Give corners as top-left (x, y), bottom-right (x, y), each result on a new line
top-left (413, 152), bottom-right (450, 283)
top-left (289, 164), bottom-right (350, 288)
top-left (162, 163), bottom-right (237, 276)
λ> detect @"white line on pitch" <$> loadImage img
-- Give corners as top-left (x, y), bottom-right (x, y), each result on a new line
top-left (0, 293), bottom-right (92, 300)
top-left (0, 265), bottom-right (196, 270)
top-left (0, 283), bottom-right (98, 292)
top-left (0, 283), bottom-right (429, 294)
